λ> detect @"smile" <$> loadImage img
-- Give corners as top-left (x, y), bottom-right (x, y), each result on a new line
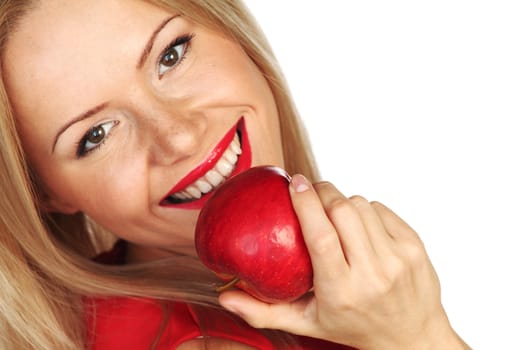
top-left (161, 118), bottom-right (251, 209)
top-left (169, 133), bottom-right (240, 201)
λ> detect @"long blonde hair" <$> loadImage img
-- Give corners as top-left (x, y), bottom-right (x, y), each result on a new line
top-left (0, 0), bottom-right (319, 349)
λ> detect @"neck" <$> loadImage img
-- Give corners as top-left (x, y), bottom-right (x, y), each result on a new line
top-left (125, 242), bottom-right (198, 264)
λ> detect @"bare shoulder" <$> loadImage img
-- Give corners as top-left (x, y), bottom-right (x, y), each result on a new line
top-left (177, 337), bottom-right (258, 350)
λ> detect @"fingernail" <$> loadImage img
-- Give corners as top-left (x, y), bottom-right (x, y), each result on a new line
top-left (290, 174), bottom-right (311, 193)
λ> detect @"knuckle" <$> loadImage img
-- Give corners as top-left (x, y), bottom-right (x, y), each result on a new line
top-left (386, 257), bottom-right (408, 282)
top-left (370, 200), bottom-right (384, 210)
top-left (349, 195), bottom-right (370, 209)
top-left (313, 181), bottom-right (334, 192)
top-left (404, 240), bottom-right (427, 265)
top-left (326, 197), bottom-right (351, 216)
top-left (371, 271), bottom-right (397, 296)
top-left (309, 231), bottom-right (337, 256)
top-left (367, 258), bottom-right (407, 296)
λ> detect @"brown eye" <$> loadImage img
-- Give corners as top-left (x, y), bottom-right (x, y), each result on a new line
top-left (77, 121), bottom-right (118, 157)
top-left (158, 34), bottom-right (194, 76)
top-left (87, 125), bottom-right (105, 144)
top-left (161, 46), bottom-right (180, 68)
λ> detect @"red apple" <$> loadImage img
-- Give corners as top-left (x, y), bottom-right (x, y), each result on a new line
top-left (195, 165), bottom-right (313, 303)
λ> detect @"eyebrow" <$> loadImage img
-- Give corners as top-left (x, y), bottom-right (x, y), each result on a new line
top-left (52, 102), bottom-right (109, 152)
top-left (136, 14), bottom-right (180, 69)
top-left (52, 15), bottom-right (181, 153)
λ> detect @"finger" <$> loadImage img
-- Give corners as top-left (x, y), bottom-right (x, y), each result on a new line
top-left (312, 182), bottom-right (376, 264)
top-left (371, 201), bottom-right (438, 291)
top-left (372, 201), bottom-right (427, 259)
top-left (288, 175), bottom-right (349, 291)
top-left (371, 201), bottom-right (422, 244)
top-left (346, 195), bottom-right (396, 257)
top-left (218, 290), bottom-right (317, 337)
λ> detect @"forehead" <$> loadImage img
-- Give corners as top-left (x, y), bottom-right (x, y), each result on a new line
top-left (2, 0), bottom-right (170, 127)
top-left (7, 0), bottom-right (166, 53)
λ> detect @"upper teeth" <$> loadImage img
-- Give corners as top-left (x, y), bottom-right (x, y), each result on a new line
top-left (170, 133), bottom-right (241, 201)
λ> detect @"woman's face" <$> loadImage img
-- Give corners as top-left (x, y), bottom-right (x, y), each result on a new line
top-left (3, 0), bottom-right (284, 258)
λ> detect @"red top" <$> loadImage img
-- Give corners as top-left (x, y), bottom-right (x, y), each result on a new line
top-left (86, 241), bottom-right (355, 349)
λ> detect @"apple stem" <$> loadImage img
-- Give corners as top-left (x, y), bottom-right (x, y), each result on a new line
top-left (215, 277), bottom-right (240, 293)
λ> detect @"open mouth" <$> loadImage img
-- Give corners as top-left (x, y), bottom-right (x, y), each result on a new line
top-left (160, 118), bottom-right (251, 209)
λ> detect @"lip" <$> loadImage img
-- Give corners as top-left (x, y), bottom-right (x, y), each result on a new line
top-left (160, 117), bottom-right (252, 209)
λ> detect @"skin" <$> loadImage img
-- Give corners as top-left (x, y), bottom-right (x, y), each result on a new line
top-left (2, 0), bottom-right (470, 349)
top-left (221, 177), bottom-right (471, 350)
top-left (3, 0), bottom-right (284, 262)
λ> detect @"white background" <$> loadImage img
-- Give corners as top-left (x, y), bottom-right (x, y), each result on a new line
top-left (245, 1), bottom-right (524, 349)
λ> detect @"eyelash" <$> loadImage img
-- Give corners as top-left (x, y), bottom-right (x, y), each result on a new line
top-left (76, 120), bottom-right (119, 158)
top-left (158, 33), bottom-right (195, 77)
top-left (74, 34), bottom-right (194, 158)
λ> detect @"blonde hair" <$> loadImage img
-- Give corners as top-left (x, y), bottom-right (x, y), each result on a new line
top-left (0, 0), bottom-right (319, 349)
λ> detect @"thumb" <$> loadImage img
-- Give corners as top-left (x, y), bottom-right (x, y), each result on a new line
top-left (218, 290), bottom-right (314, 335)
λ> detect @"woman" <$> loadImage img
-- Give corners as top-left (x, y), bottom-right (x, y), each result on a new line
top-left (0, 0), bottom-right (470, 349)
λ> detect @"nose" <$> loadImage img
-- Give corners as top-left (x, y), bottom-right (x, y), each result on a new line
top-left (144, 111), bottom-right (204, 166)
top-left (127, 80), bottom-right (205, 166)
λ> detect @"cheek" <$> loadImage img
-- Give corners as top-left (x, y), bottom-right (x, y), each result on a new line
top-left (227, 58), bottom-right (283, 165)
top-left (80, 168), bottom-right (148, 212)
top-left (70, 172), bottom-right (152, 239)
top-left (242, 72), bottom-right (284, 165)
top-left (248, 122), bottom-right (284, 168)
top-left (39, 154), bottom-right (147, 216)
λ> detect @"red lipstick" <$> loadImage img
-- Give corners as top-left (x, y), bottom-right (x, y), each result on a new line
top-left (161, 118), bottom-right (252, 209)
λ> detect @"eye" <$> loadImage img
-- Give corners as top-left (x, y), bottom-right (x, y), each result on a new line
top-left (77, 120), bottom-right (118, 158)
top-left (158, 33), bottom-right (194, 77)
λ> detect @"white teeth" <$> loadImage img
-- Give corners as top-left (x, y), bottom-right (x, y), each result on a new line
top-left (168, 132), bottom-right (242, 202)
top-left (231, 134), bottom-right (242, 155)
top-left (186, 185), bottom-right (202, 199)
top-left (204, 169), bottom-right (224, 187)
top-left (195, 179), bottom-right (213, 193)
top-left (223, 149), bottom-right (237, 164)
top-left (216, 158), bottom-right (234, 177)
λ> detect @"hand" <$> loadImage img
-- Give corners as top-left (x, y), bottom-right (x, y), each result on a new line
top-left (219, 175), bottom-right (469, 350)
